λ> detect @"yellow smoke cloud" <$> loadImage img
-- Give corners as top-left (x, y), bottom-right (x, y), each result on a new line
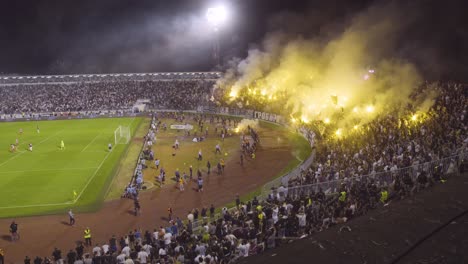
top-left (216, 1), bottom-right (436, 132)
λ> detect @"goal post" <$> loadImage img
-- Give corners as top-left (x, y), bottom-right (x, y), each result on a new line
top-left (114, 126), bottom-right (131, 144)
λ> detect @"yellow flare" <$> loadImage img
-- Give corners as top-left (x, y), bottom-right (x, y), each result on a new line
top-left (411, 114), bottom-right (417, 121)
top-left (335, 129), bottom-right (342, 136)
top-left (291, 118), bottom-right (297, 124)
top-left (353, 125), bottom-right (359, 130)
top-left (324, 118), bottom-right (330, 124)
top-left (301, 115), bottom-right (309, 123)
top-left (229, 90), bottom-right (238, 98)
top-left (261, 89), bottom-right (267, 96)
top-left (353, 107), bottom-right (359, 113)
top-left (366, 105), bottom-right (375, 113)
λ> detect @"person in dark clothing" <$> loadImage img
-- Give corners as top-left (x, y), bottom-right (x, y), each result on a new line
top-left (33, 256), bottom-right (42, 264)
top-left (75, 243), bottom-right (84, 259)
top-left (109, 236), bottom-right (117, 253)
top-left (52, 248), bottom-right (62, 263)
top-left (207, 161), bottom-right (211, 174)
top-left (66, 250), bottom-right (76, 264)
top-left (210, 204), bottom-right (215, 217)
top-left (10, 221), bottom-right (19, 241)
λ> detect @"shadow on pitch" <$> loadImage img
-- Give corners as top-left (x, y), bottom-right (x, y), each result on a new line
top-left (1, 234), bottom-right (11, 241)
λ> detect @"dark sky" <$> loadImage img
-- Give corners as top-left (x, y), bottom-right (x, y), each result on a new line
top-left (0, 0), bottom-right (467, 80)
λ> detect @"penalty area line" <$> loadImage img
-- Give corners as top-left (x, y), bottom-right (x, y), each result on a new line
top-left (73, 150), bottom-right (113, 203)
top-left (80, 133), bottom-right (102, 152)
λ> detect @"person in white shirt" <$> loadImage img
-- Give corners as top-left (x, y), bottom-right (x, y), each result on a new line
top-left (194, 255), bottom-right (205, 263)
top-left (101, 243), bottom-right (109, 255)
top-left (116, 253), bottom-right (126, 264)
top-left (83, 254), bottom-right (92, 264)
top-left (225, 234), bottom-right (237, 246)
top-left (92, 244), bottom-right (102, 256)
top-left (195, 243), bottom-right (206, 256)
top-left (158, 247), bottom-right (167, 258)
top-left (142, 243), bottom-right (152, 255)
top-left (272, 207), bottom-right (279, 224)
top-left (73, 258), bottom-right (84, 264)
top-left (137, 250), bottom-right (149, 264)
top-left (198, 149), bottom-right (203, 160)
top-left (124, 256), bottom-right (134, 264)
top-left (187, 212), bottom-right (194, 222)
top-left (121, 245), bottom-right (131, 257)
top-left (237, 241), bottom-right (250, 257)
top-left (152, 229), bottom-right (159, 241)
top-left (297, 212), bottom-right (307, 228)
top-left (164, 232), bottom-right (172, 246)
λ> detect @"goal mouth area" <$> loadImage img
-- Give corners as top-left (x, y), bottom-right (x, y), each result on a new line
top-left (114, 125), bottom-right (131, 144)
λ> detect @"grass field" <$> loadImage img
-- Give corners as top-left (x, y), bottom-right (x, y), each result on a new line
top-left (142, 117), bottom-right (243, 187)
top-left (0, 117), bottom-right (142, 218)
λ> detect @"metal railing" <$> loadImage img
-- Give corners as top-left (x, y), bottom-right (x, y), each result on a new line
top-left (276, 151), bottom-right (466, 199)
top-left (189, 150), bottom-right (466, 232)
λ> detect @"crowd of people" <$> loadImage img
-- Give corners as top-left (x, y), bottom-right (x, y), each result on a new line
top-left (22, 153), bottom-right (465, 264)
top-left (0, 79), bottom-right (215, 114)
top-left (7, 80), bottom-right (467, 263)
top-left (287, 82), bottom-right (467, 188)
top-left (0, 72), bottom-right (221, 85)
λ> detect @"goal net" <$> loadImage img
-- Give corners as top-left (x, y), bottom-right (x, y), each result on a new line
top-left (114, 126), bottom-right (131, 144)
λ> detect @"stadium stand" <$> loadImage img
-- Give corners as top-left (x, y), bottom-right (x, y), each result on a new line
top-left (1, 75), bottom-right (465, 263)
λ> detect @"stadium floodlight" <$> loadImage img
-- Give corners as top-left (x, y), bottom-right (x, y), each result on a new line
top-left (206, 6), bottom-right (227, 27)
top-left (206, 5), bottom-right (229, 67)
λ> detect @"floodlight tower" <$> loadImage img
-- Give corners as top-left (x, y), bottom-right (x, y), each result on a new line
top-left (206, 6), bottom-right (227, 67)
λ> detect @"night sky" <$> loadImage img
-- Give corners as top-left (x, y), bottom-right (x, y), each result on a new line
top-left (0, 0), bottom-right (467, 80)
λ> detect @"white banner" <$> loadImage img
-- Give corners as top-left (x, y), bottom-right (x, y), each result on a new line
top-left (170, 124), bottom-right (194, 130)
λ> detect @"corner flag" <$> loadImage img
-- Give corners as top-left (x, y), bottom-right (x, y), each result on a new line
top-left (73, 190), bottom-right (77, 200)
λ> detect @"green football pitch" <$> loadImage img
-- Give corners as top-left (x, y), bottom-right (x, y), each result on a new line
top-left (0, 117), bottom-right (142, 218)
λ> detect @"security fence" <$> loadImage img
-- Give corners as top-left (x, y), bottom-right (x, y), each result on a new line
top-left (276, 151), bottom-right (466, 200)
top-left (191, 150), bottom-right (466, 232)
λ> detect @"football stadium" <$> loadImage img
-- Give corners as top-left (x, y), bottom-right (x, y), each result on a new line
top-left (0, 1), bottom-right (467, 264)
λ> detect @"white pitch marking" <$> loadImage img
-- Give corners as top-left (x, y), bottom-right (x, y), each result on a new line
top-left (73, 150), bottom-right (112, 203)
top-left (0, 130), bottom-right (63, 167)
top-left (0, 201), bottom-right (73, 209)
top-left (0, 118), bottom-right (138, 208)
top-left (0, 167), bottom-right (98, 174)
top-left (81, 133), bottom-right (102, 152)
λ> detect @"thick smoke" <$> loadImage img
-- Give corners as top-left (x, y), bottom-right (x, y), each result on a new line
top-left (216, 1), bottom-right (436, 130)
top-left (235, 119), bottom-right (259, 133)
